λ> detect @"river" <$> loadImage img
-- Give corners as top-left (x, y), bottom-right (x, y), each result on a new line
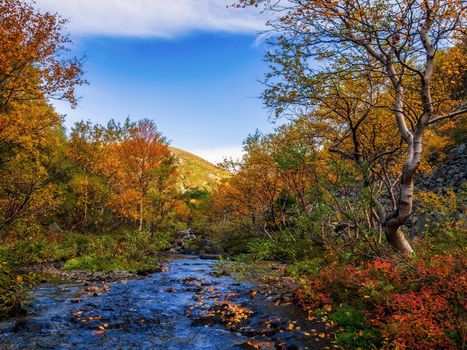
top-left (0, 256), bottom-right (331, 350)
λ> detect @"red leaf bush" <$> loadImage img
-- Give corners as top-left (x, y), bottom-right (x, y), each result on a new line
top-left (295, 250), bottom-right (466, 349)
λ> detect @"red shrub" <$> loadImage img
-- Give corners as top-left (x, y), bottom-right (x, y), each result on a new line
top-left (295, 254), bottom-right (466, 349)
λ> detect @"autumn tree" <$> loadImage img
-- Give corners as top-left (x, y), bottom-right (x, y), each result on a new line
top-left (64, 121), bottom-right (111, 231)
top-left (0, 0), bottom-right (84, 233)
top-left (426, 42), bottom-right (467, 148)
top-left (0, 101), bottom-right (64, 232)
top-left (238, 0), bottom-right (466, 254)
top-left (55, 118), bottom-right (183, 234)
top-left (281, 74), bottom-right (405, 243)
top-left (212, 128), bottom-right (321, 240)
top-left (114, 119), bottom-right (176, 231)
top-left (0, 0), bottom-right (84, 111)
top-left (230, 133), bottom-right (284, 234)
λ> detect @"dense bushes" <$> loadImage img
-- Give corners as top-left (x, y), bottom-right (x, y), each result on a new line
top-left (1, 230), bottom-right (169, 271)
top-left (62, 230), bottom-right (169, 272)
top-left (222, 185), bottom-right (466, 349)
top-left (294, 236), bottom-right (466, 349)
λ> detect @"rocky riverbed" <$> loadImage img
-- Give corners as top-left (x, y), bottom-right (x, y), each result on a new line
top-left (0, 256), bottom-right (334, 350)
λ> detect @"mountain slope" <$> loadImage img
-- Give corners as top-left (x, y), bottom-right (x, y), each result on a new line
top-left (169, 146), bottom-right (230, 191)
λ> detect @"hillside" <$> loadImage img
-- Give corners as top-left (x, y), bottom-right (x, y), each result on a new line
top-left (169, 146), bottom-right (230, 191)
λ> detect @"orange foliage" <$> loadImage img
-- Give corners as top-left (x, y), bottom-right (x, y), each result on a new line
top-left (0, 0), bottom-right (84, 111)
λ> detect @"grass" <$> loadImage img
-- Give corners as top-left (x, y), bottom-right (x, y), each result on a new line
top-left (169, 146), bottom-right (230, 190)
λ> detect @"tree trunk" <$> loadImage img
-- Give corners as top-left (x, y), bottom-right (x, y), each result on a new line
top-left (83, 177), bottom-right (88, 229)
top-left (385, 223), bottom-right (414, 255)
top-left (383, 139), bottom-right (419, 255)
top-left (139, 197), bottom-right (143, 231)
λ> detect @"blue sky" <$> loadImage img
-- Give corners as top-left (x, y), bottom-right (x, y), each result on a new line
top-left (37, 0), bottom-right (275, 163)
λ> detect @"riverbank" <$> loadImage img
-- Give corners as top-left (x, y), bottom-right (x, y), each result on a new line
top-left (18, 261), bottom-right (164, 283)
top-left (0, 229), bottom-right (170, 317)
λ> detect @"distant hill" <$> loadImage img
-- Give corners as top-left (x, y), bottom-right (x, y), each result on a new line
top-left (169, 146), bottom-right (230, 191)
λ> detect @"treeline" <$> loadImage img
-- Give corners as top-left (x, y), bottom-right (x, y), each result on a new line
top-left (0, 84), bottom-right (187, 237)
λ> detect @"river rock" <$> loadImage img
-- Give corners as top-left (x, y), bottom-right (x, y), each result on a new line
top-left (199, 254), bottom-right (222, 260)
top-left (238, 326), bottom-right (257, 337)
top-left (167, 229), bottom-right (226, 256)
top-left (239, 340), bottom-right (275, 350)
top-left (281, 293), bottom-right (294, 303)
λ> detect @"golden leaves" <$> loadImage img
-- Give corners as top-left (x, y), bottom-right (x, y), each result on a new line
top-left (82, 285), bottom-right (111, 295)
top-left (205, 301), bottom-right (254, 326)
top-left (0, 0), bottom-right (84, 111)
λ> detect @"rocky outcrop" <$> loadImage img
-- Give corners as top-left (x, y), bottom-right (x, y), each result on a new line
top-left (418, 144), bottom-right (466, 193)
top-left (410, 144), bottom-right (466, 235)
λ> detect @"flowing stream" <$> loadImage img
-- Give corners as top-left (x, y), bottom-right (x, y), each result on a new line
top-left (0, 256), bottom-right (330, 350)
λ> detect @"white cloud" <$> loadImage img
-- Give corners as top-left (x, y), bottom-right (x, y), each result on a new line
top-left (35, 0), bottom-right (266, 38)
top-left (189, 145), bottom-right (244, 164)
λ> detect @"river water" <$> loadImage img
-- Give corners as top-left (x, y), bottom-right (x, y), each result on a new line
top-left (0, 256), bottom-right (330, 350)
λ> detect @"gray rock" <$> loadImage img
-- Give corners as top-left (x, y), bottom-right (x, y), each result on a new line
top-left (199, 254), bottom-right (222, 260)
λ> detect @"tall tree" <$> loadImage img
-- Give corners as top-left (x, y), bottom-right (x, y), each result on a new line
top-left (0, 0), bottom-right (84, 233)
top-left (0, 101), bottom-right (63, 231)
top-left (65, 121), bottom-right (109, 230)
top-left (115, 119), bottom-right (175, 231)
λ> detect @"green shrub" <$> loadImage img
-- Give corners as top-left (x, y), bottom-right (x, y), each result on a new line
top-left (2, 229), bottom-right (168, 275)
top-left (60, 230), bottom-right (168, 273)
top-left (63, 254), bottom-right (126, 272)
top-left (330, 306), bottom-right (382, 349)
top-left (221, 232), bottom-right (256, 255)
top-left (125, 256), bottom-right (160, 273)
top-left (63, 254), bottom-right (159, 273)
top-left (287, 258), bottom-right (323, 277)
top-left (247, 239), bottom-right (279, 261)
top-left (0, 261), bottom-right (33, 317)
top-left (123, 229), bottom-right (170, 259)
top-left (6, 238), bottom-right (51, 265)
top-left (246, 233), bottom-right (313, 262)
